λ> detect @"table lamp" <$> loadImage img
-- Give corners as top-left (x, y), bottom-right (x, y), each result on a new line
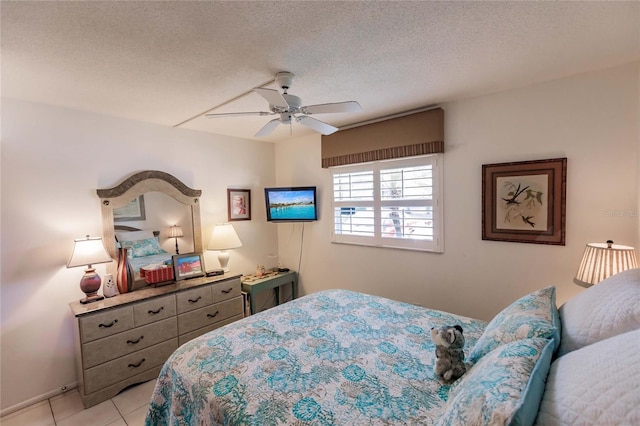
top-left (168, 225), bottom-right (183, 254)
top-left (208, 223), bottom-right (242, 272)
top-left (67, 235), bottom-right (113, 304)
top-left (574, 240), bottom-right (639, 287)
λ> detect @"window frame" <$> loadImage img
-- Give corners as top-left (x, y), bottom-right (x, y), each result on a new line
top-left (330, 154), bottom-right (444, 252)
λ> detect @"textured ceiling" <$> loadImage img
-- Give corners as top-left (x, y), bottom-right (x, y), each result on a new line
top-left (2, 1), bottom-right (639, 142)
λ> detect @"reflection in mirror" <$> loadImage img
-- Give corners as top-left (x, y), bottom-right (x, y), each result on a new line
top-left (113, 192), bottom-right (195, 255)
top-left (97, 171), bottom-right (202, 291)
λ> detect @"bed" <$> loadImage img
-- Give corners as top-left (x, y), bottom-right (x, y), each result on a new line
top-left (145, 269), bottom-right (640, 425)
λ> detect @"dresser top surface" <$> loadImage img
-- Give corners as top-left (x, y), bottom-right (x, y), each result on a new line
top-left (69, 273), bottom-right (241, 317)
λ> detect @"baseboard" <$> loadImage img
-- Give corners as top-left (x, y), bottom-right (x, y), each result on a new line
top-left (0, 381), bottom-right (78, 418)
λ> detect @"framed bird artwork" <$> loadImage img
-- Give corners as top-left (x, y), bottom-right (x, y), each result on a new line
top-left (482, 158), bottom-right (566, 245)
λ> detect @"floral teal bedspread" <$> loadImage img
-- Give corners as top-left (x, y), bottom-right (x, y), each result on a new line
top-left (145, 289), bottom-right (487, 425)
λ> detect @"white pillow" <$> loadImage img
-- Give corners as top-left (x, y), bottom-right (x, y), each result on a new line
top-left (115, 230), bottom-right (154, 242)
top-left (535, 329), bottom-right (640, 425)
top-left (557, 268), bottom-right (640, 357)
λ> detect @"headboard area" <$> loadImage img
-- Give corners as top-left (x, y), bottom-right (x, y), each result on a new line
top-left (114, 225), bottom-right (161, 240)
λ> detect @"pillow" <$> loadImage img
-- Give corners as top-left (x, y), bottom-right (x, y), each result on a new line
top-left (557, 268), bottom-right (640, 357)
top-left (437, 338), bottom-right (554, 426)
top-left (535, 329), bottom-right (640, 425)
top-left (127, 237), bottom-right (166, 258)
top-left (468, 287), bottom-right (560, 364)
top-left (115, 230), bottom-right (154, 242)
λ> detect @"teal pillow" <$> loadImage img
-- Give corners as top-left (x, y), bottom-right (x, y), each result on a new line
top-left (124, 237), bottom-right (166, 258)
top-left (469, 287), bottom-right (560, 364)
top-left (437, 338), bottom-right (554, 426)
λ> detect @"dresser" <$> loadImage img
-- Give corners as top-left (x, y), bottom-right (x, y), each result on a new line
top-left (69, 274), bottom-right (243, 408)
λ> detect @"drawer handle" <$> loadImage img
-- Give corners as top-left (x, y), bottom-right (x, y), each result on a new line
top-left (98, 319), bottom-right (118, 328)
top-left (148, 307), bottom-right (164, 315)
top-left (188, 296), bottom-right (202, 303)
top-left (221, 288), bottom-right (233, 294)
top-left (207, 310), bottom-right (220, 318)
top-left (128, 358), bottom-right (146, 368)
top-left (126, 336), bottom-right (144, 344)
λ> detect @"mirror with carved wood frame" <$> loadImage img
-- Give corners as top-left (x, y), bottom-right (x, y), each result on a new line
top-left (97, 170), bottom-right (203, 291)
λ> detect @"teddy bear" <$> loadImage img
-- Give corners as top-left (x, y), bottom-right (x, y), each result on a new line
top-left (430, 325), bottom-right (466, 382)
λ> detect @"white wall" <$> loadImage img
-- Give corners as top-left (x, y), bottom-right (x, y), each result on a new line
top-left (0, 100), bottom-right (278, 412)
top-left (275, 62), bottom-right (639, 321)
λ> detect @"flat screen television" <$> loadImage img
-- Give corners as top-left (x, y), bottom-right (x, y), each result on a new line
top-left (265, 186), bottom-right (318, 222)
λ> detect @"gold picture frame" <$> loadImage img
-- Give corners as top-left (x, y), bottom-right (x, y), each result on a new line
top-left (482, 158), bottom-right (566, 245)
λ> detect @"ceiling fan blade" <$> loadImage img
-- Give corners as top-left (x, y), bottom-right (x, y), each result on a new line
top-left (296, 116), bottom-right (338, 135)
top-left (255, 118), bottom-right (281, 137)
top-left (301, 101), bottom-right (362, 115)
top-left (254, 88), bottom-right (289, 108)
top-left (205, 111), bottom-right (272, 118)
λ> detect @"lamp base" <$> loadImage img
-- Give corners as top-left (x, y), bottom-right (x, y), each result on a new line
top-left (79, 267), bottom-right (105, 304)
top-left (217, 250), bottom-right (231, 272)
top-left (80, 293), bottom-right (105, 304)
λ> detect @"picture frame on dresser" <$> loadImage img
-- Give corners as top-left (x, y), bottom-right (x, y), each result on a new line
top-left (173, 253), bottom-right (205, 281)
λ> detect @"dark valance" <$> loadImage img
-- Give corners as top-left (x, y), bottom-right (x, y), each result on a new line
top-left (321, 107), bottom-right (444, 168)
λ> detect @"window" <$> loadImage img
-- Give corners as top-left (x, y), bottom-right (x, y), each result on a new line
top-left (331, 154), bottom-right (443, 252)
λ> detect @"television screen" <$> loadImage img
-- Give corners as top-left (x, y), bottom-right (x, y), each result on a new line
top-left (265, 187), bottom-right (318, 222)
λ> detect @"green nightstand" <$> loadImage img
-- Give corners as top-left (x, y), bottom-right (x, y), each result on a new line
top-left (241, 270), bottom-right (298, 315)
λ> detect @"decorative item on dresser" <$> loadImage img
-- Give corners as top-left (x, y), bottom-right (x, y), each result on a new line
top-left (172, 253), bottom-right (205, 281)
top-left (69, 273), bottom-right (244, 408)
top-left (115, 247), bottom-right (133, 295)
top-left (67, 235), bottom-right (113, 304)
top-left (102, 273), bottom-right (117, 298)
top-left (207, 223), bottom-right (243, 272)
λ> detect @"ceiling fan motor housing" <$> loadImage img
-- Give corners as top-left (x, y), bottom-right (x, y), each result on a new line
top-left (275, 71), bottom-right (295, 91)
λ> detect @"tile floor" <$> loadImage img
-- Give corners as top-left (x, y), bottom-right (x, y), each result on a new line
top-left (0, 379), bottom-right (156, 426)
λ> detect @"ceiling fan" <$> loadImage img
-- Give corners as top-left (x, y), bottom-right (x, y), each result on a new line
top-left (205, 71), bottom-right (361, 137)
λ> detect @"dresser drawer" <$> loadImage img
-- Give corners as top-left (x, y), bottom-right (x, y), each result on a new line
top-left (178, 297), bottom-right (243, 335)
top-left (84, 338), bottom-right (178, 394)
top-left (176, 286), bottom-right (213, 314)
top-left (178, 314), bottom-right (243, 346)
top-left (82, 317), bottom-right (177, 369)
top-left (133, 295), bottom-right (176, 327)
top-left (212, 278), bottom-right (241, 302)
top-left (79, 306), bottom-right (134, 343)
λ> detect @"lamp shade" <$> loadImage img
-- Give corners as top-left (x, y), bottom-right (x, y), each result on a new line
top-left (168, 225), bottom-right (184, 238)
top-left (67, 236), bottom-right (113, 268)
top-left (574, 240), bottom-right (639, 287)
top-left (208, 223), bottom-right (243, 250)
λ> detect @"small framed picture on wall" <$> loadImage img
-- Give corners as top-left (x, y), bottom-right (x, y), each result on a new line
top-left (227, 189), bottom-right (251, 221)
